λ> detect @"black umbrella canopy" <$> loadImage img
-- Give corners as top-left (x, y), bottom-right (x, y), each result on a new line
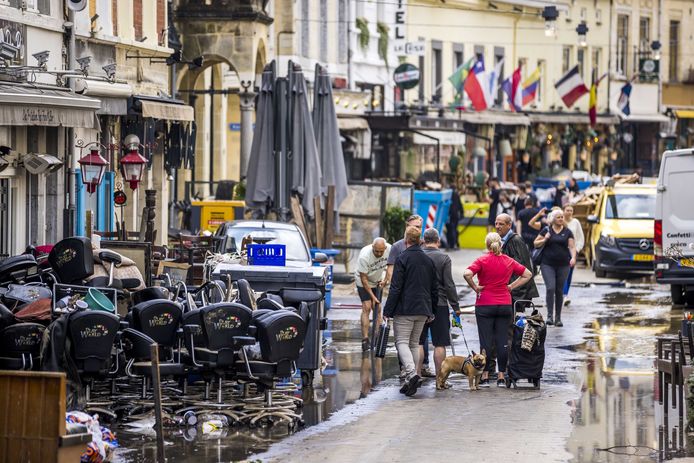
top-left (245, 61), bottom-right (276, 212)
top-left (312, 64), bottom-right (348, 211)
top-left (289, 63), bottom-right (322, 218)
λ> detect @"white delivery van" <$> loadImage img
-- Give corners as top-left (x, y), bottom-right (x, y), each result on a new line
top-left (655, 149), bottom-right (694, 305)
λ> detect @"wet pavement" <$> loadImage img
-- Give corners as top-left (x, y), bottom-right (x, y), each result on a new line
top-left (113, 277), bottom-right (678, 462)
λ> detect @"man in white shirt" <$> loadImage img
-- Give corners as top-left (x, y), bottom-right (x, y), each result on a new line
top-left (355, 237), bottom-right (391, 351)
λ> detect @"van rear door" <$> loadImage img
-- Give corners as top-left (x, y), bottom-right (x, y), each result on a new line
top-left (661, 151), bottom-right (694, 264)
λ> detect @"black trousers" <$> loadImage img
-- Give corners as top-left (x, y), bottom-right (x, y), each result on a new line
top-left (475, 305), bottom-right (513, 373)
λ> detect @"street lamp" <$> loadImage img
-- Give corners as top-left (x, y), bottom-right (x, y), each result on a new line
top-left (119, 134), bottom-right (148, 190)
top-left (651, 40), bottom-right (662, 60)
top-left (77, 145), bottom-right (109, 194)
top-left (576, 22), bottom-right (589, 47)
top-left (542, 6), bottom-right (559, 37)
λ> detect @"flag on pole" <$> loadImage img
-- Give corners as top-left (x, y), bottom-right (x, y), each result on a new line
top-left (448, 56), bottom-right (476, 94)
top-left (502, 66), bottom-right (523, 112)
top-left (464, 57), bottom-right (488, 111)
top-left (555, 65), bottom-right (589, 108)
top-left (617, 81), bottom-right (633, 116)
top-left (588, 70), bottom-right (607, 127)
top-left (487, 58), bottom-right (504, 107)
top-left (521, 67), bottom-right (541, 106)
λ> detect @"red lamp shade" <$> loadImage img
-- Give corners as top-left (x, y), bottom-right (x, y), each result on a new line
top-left (120, 149), bottom-right (148, 190)
top-left (77, 148), bottom-right (109, 194)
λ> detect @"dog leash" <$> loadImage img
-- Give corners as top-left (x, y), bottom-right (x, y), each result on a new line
top-left (452, 312), bottom-right (472, 355)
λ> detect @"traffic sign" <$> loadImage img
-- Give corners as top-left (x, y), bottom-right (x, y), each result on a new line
top-left (114, 190), bottom-right (127, 206)
top-left (393, 63), bottom-right (420, 90)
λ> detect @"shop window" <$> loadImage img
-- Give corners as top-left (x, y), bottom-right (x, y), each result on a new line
top-left (669, 20), bottom-right (680, 82)
top-left (616, 15), bottom-right (629, 76)
top-left (562, 46), bottom-right (572, 74)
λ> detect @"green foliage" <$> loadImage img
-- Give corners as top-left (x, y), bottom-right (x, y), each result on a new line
top-left (382, 206), bottom-right (411, 244)
top-left (233, 180), bottom-right (246, 200)
top-left (377, 22), bottom-right (389, 70)
top-left (356, 17), bottom-right (370, 52)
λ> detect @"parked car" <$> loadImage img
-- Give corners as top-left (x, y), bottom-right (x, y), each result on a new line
top-left (587, 184), bottom-right (656, 277)
top-left (213, 220), bottom-right (327, 267)
top-left (655, 149), bottom-right (694, 305)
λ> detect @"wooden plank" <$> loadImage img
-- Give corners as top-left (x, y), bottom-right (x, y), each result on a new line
top-left (313, 196), bottom-right (324, 249)
top-left (290, 196), bottom-right (312, 249)
top-left (325, 186), bottom-right (335, 247)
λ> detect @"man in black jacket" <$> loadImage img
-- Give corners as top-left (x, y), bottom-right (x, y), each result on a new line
top-left (496, 213), bottom-right (539, 311)
top-left (418, 228), bottom-right (459, 385)
top-left (384, 226), bottom-right (438, 397)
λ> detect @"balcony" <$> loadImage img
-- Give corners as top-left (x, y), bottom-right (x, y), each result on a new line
top-left (175, 0), bottom-right (272, 23)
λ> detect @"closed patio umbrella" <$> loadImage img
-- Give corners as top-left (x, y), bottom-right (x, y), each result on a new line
top-left (289, 63), bottom-right (322, 218)
top-left (245, 61), bottom-right (276, 213)
top-left (312, 64), bottom-right (348, 211)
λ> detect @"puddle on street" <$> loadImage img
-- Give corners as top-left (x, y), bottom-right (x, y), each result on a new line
top-left (568, 289), bottom-right (674, 462)
top-left (114, 318), bottom-right (400, 462)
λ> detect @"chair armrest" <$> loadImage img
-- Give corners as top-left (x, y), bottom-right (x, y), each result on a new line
top-left (247, 325), bottom-right (257, 338)
top-left (183, 324), bottom-right (201, 336)
top-left (119, 320), bottom-right (130, 330)
top-left (233, 336), bottom-right (256, 348)
top-left (121, 328), bottom-right (155, 360)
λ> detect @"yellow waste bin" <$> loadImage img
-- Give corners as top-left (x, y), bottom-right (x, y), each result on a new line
top-left (191, 200), bottom-right (245, 233)
top-left (458, 202), bottom-right (489, 250)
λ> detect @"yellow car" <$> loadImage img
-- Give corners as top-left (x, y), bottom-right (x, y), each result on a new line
top-left (587, 184), bottom-right (656, 277)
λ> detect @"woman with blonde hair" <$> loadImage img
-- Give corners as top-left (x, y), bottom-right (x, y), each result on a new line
top-left (534, 209), bottom-right (577, 327)
top-left (464, 232), bottom-right (532, 386)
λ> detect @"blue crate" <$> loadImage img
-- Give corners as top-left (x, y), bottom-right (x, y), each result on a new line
top-left (247, 244), bottom-right (286, 266)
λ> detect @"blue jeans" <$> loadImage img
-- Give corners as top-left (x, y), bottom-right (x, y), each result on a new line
top-left (563, 267), bottom-right (574, 296)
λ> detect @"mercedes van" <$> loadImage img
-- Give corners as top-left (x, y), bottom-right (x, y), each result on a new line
top-left (655, 149), bottom-right (694, 305)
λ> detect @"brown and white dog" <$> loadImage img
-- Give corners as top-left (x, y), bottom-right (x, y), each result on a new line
top-left (436, 350), bottom-right (487, 391)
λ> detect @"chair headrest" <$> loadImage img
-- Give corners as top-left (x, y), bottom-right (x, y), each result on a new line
top-left (201, 303), bottom-right (253, 351)
top-left (68, 310), bottom-right (120, 362)
top-left (0, 323), bottom-right (45, 354)
top-left (254, 311), bottom-right (306, 364)
top-left (256, 298), bottom-right (284, 311)
top-left (131, 299), bottom-right (183, 347)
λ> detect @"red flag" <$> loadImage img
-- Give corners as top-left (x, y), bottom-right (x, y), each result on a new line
top-left (464, 58), bottom-right (488, 111)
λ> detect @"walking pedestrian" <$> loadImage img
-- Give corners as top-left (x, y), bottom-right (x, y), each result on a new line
top-left (386, 214), bottom-right (430, 376)
top-left (562, 204), bottom-right (584, 306)
top-left (445, 186), bottom-right (463, 250)
top-left (533, 209), bottom-right (577, 327)
top-left (516, 198), bottom-right (541, 251)
top-left (383, 226), bottom-right (438, 397)
top-left (463, 233), bottom-right (532, 386)
top-left (495, 213), bottom-right (539, 312)
top-left (355, 237), bottom-right (391, 351)
top-left (417, 228), bottom-right (460, 388)
top-left (487, 177), bottom-right (501, 232)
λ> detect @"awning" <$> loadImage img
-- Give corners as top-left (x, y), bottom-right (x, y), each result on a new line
top-left (0, 84), bottom-right (100, 128)
top-left (457, 111), bottom-right (530, 126)
top-left (337, 117), bottom-right (369, 131)
top-left (412, 130), bottom-right (466, 146)
top-left (526, 112), bottom-right (620, 125)
top-left (620, 113), bottom-right (670, 123)
top-left (140, 100), bottom-right (194, 121)
top-left (675, 110), bottom-right (694, 119)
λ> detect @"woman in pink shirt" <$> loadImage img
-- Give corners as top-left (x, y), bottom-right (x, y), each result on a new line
top-left (464, 232), bottom-right (532, 386)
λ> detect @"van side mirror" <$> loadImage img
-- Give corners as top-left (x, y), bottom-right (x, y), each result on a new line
top-left (312, 252), bottom-right (328, 264)
top-left (587, 214), bottom-right (599, 224)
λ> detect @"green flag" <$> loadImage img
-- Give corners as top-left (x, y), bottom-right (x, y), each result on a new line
top-left (448, 56), bottom-right (476, 94)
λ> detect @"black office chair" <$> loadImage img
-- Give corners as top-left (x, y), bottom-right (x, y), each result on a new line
top-left (236, 310), bottom-right (307, 427)
top-left (122, 299), bottom-right (185, 403)
top-left (67, 310), bottom-right (120, 416)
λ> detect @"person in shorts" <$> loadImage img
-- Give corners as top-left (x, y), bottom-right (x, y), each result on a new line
top-left (416, 228), bottom-right (460, 385)
top-left (355, 237), bottom-right (391, 350)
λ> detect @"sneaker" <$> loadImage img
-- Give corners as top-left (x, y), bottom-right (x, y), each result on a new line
top-left (399, 382), bottom-right (410, 394)
top-left (478, 378), bottom-right (490, 388)
top-left (416, 377), bottom-right (424, 387)
top-left (399, 369), bottom-right (408, 380)
top-left (421, 367), bottom-right (436, 378)
top-left (555, 320), bottom-right (564, 327)
top-left (362, 338), bottom-right (370, 351)
top-left (405, 374), bottom-right (421, 397)
top-left (546, 317), bottom-right (554, 326)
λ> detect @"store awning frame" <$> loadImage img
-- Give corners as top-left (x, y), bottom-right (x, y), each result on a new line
top-left (674, 109), bottom-right (694, 119)
top-left (526, 112), bottom-right (620, 125)
top-left (0, 83), bottom-right (101, 128)
top-left (337, 117), bottom-right (369, 131)
top-left (620, 113), bottom-right (670, 123)
top-left (139, 100), bottom-right (194, 121)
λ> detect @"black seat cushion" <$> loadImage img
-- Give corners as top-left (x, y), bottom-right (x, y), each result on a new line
top-left (132, 287), bottom-right (170, 306)
top-left (131, 299), bottom-right (183, 347)
top-left (0, 255), bottom-right (37, 282)
top-left (256, 298), bottom-right (284, 311)
top-left (131, 361), bottom-right (185, 377)
top-left (68, 310), bottom-right (120, 374)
